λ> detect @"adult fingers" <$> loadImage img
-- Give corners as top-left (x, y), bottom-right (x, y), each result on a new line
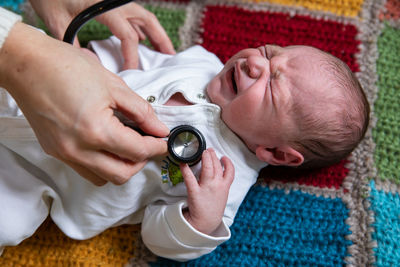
top-left (110, 19), bottom-right (143, 69)
top-left (71, 148), bottom-right (148, 185)
top-left (104, 119), bottom-right (168, 162)
top-left (120, 33), bottom-right (140, 70)
top-left (131, 23), bottom-right (146, 41)
top-left (65, 160), bottom-right (107, 186)
top-left (81, 84), bottom-right (168, 163)
top-left (72, 36), bottom-right (81, 48)
top-left (96, 3), bottom-right (175, 68)
top-left (132, 14), bottom-right (175, 55)
top-left (101, 16), bottom-right (141, 69)
top-left (112, 86), bottom-right (169, 137)
top-left (96, 10), bottom-right (140, 69)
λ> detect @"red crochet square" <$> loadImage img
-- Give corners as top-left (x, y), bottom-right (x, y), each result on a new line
top-left (200, 5), bottom-right (360, 72)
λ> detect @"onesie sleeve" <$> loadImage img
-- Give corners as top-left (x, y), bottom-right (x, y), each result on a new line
top-left (0, 7), bottom-right (22, 50)
top-left (141, 200), bottom-right (231, 261)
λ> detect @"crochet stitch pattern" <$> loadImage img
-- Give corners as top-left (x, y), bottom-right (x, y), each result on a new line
top-left (0, 0), bottom-right (399, 266)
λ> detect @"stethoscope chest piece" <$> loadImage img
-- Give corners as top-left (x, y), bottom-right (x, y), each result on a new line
top-left (167, 125), bottom-right (206, 166)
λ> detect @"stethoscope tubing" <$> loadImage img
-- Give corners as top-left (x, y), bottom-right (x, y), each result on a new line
top-left (63, 0), bottom-right (134, 44)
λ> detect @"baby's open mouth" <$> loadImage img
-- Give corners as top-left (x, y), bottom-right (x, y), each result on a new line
top-left (231, 69), bottom-right (238, 94)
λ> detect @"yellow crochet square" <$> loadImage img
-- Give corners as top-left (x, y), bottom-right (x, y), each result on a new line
top-left (245, 0), bottom-right (364, 17)
top-left (0, 219), bottom-right (146, 267)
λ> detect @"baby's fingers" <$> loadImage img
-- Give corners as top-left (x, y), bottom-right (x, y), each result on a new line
top-left (180, 163), bottom-right (199, 193)
top-left (221, 156), bottom-right (235, 185)
top-left (209, 148), bottom-right (223, 178)
top-left (199, 149), bottom-right (214, 183)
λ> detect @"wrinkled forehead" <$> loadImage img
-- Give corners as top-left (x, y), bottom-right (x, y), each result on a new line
top-left (279, 46), bottom-right (333, 88)
top-left (284, 45), bottom-right (329, 68)
top-left (268, 44), bottom-right (326, 55)
top-left (282, 47), bottom-right (341, 109)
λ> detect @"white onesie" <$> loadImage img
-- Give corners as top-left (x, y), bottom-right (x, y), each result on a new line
top-left (0, 37), bottom-right (266, 261)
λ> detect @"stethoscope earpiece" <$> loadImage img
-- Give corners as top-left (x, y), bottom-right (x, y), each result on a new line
top-left (167, 125), bottom-right (206, 166)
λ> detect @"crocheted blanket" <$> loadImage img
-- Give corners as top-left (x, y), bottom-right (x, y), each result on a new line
top-left (1, 0), bottom-right (399, 266)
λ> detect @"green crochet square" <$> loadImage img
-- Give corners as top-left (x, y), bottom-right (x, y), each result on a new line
top-left (142, 4), bottom-right (186, 51)
top-left (77, 20), bottom-right (112, 47)
top-left (374, 24), bottom-right (400, 184)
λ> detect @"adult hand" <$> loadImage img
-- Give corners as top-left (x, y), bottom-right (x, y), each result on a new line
top-left (180, 149), bottom-right (234, 235)
top-left (0, 22), bottom-right (169, 186)
top-left (29, 0), bottom-right (175, 69)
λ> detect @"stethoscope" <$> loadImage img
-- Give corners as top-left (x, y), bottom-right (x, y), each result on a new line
top-left (63, 0), bottom-right (206, 165)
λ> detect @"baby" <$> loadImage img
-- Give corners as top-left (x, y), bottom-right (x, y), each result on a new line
top-left (206, 44), bottom-right (369, 169)
top-left (0, 36), bottom-right (369, 261)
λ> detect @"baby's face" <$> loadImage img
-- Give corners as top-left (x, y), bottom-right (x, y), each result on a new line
top-left (206, 45), bottom-right (333, 151)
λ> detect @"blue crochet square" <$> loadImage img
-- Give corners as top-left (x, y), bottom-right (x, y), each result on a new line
top-left (151, 185), bottom-right (352, 266)
top-left (369, 181), bottom-right (400, 267)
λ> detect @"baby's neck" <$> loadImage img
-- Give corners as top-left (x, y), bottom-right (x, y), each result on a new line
top-left (165, 93), bottom-right (192, 106)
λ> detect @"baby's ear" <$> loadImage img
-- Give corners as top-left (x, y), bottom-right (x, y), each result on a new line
top-left (255, 146), bottom-right (304, 167)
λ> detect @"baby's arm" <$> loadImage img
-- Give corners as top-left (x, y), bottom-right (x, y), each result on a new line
top-left (181, 148), bottom-right (234, 235)
top-left (141, 148), bottom-right (235, 261)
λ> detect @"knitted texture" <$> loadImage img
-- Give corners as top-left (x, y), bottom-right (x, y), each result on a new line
top-left (369, 181), bottom-right (400, 267)
top-left (1, 0), bottom-right (400, 266)
top-left (152, 186), bottom-right (352, 266)
top-left (0, 219), bottom-right (145, 266)
top-left (0, 0), bottom-right (24, 13)
top-left (259, 160), bottom-right (349, 189)
top-left (200, 5), bottom-right (360, 71)
top-left (77, 20), bottom-right (113, 48)
top-left (243, 0), bottom-right (363, 17)
top-left (380, 0), bottom-right (400, 21)
top-left (374, 24), bottom-right (400, 184)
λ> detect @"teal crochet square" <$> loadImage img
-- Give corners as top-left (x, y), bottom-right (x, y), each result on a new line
top-left (152, 185), bottom-right (352, 266)
top-left (1, 0), bottom-right (25, 13)
top-left (369, 181), bottom-right (400, 267)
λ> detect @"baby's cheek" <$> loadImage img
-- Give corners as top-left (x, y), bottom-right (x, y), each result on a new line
top-left (206, 78), bottom-right (222, 102)
top-left (243, 90), bottom-right (264, 111)
top-left (230, 97), bottom-right (259, 123)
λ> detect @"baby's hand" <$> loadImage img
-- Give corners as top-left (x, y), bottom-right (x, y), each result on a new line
top-left (180, 148), bottom-right (234, 235)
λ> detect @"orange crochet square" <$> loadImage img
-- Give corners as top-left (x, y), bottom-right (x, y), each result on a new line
top-left (380, 0), bottom-right (400, 21)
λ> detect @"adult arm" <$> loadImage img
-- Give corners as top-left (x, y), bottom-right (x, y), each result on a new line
top-left (29, 0), bottom-right (175, 69)
top-left (0, 11), bottom-right (169, 185)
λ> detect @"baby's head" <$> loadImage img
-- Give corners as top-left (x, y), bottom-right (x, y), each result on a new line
top-left (206, 44), bottom-right (369, 169)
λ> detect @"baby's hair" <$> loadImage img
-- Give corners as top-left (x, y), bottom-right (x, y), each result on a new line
top-left (289, 52), bottom-right (370, 169)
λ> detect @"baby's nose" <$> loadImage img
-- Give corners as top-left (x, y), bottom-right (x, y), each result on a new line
top-left (246, 55), bottom-right (268, 79)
